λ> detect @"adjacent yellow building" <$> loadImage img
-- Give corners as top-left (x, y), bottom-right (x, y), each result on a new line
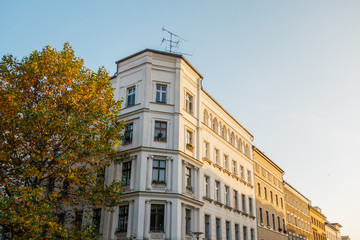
top-left (310, 206), bottom-right (327, 240)
top-left (253, 147), bottom-right (287, 240)
top-left (284, 181), bottom-right (312, 240)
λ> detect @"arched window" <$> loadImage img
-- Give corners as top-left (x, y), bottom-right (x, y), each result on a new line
top-left (213, 118), bottom-right (218, 133)
top-left (230, 132), bottom-right (235, 145)
top-left (221, 125), bottom-right (226, 138)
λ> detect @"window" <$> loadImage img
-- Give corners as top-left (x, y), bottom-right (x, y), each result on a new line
top-left (215, 181), bottom-right (221, 201)
top-left (262, 168), bottom-right (266, 177)
top-left (186, 130), bottom-right (193, 150)
top-left (240, 165), bottom-right (245, 179)
top-left (283, 219), bottom-right (286, 231)
top-left (185, 209), bottom-right (191, 235)
top-left (249, 197), bottom-right (253, 215)
top-left (225, 186), bottom-right (230, 205)
top-left (243, 226), bottom-right (248, 240)
top-left (186, 167), bottom-right (192, 189)
top-left (127, 86), bottom-right (136, 107)
top-left (118, 205), bottom-right (129, 232)
top-left (277, 216), bottom-right (281, 230)
top-left (205, 214), bottom-right (211, 239)
top-left (75, 211), bottom-right (83, 230)
top-left (257, 183), bottom-right (261, 196)
top-left (215, 149), bottom-right (220, 164)
top-left (216, 218), bottom-right (221, 240)
top-left (154, 121), bottom-right (167, 142)
top-left (247, 170), bottom-right (251, 183)
top-left (250, 229), bottom-right (255, 240)
top-left (266, 211), bottom-right (269, 227)
top-left (152, 160), bottom-right (166, 184)
top-left (204, 176), bottom-right (210, 197)
top-left (122, 161), bottom-right (132, 186)
top-left (224, 155), bottom-right (229, 170)
top-left (124, 123), bottom-right (133, 144)
top-left (185, 92), bottom-right (193, 114)
top-left (232, 160), bottom-right (237, 174)
top-left (235, 224), bottom-right (240, 240)
top-left (270, 191), bottom-right (273, 203)
top-left (204, 142), bottom-right (209, 159)
top-left (264, 187), bottom-right (267, 200)
top-left (259, 208), bottom-right (263, 224)
top-left (281, 198), bottom-right (283, 208)
top-left (93, 208), bottom-right (101, 234)
top-left (156, 84), bottom-right (167, 103)
top-left (226, 221), bottom-right (231, 240)
top-left (241, 194), bottom-right (246, 212)
top-left (234, 190), bottom-right (239, 209)
top-left (255, 163), bottom-right (260, 172)
top-left (272, 214), bottom-right (275, 230)
top-left (150, 204), bottom-right (164, 232)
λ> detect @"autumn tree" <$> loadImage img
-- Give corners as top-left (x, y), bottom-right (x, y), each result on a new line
top-left (0, 43), bottom-right (124, 239)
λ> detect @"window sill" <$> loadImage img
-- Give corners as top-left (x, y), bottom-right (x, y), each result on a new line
top-left (223, 169), bottom-right (231, 176)
top-left (203, 196), bottom-right (213, 203)
top-left (213, 163), bottom-right (223, 171)
top-left (224, 204), bottom-right (233, 210)
top-left (124, 103), bottom-right (140, 109)
top-left (154, 138), bottom-right (167, 143)
top-left (233, 208), bottom-right (241, 214)
top-left (232, 173), bottom-right (240, 180)
top-left (203, 157), bottom-right (212, 164)
top-left (214, 200), bottom-right (223, 207)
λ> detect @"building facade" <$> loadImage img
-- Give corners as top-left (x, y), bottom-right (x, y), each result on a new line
top-left (309, 206), bottom-right (326, 240)
top-left (100, 49), bottom-right (258, 240)
top-left (253, 147), bottom-right (287, 240)
top-left (284, 182), bottom-right (312, 240)
top-left (325, 221), bottom-right (342, 240)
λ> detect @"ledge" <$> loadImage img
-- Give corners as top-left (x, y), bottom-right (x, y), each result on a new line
top-left (223, 169), bottom-right (231, 176)
top-left (249, 215), bottom-right (256, 219)
top-left (224, 204), bottom-right (233, 211)
top-left (241, 212), bottom-right (249, 217)
top-left (232, 173), bottom-right (240, 180)
top-left (214, 200), bottom-right (224, 207)
top-left (214, 163), bottom-right (223, 171)
top-left (203, 157), bottom-right (212, 165)
top-left (234, 208), bottom-right (241, 214)
top-left (203, 196), bottom-right (213, 203)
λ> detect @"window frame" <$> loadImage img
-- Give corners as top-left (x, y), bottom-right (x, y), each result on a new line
top-left (122, 161), bottom-right (132, 186)
top-left (155, 84), bottom-right (167, 103)
top-left (150, 204), bottom-right (165, 232)
top-left (152, 159), bottom-right (166, 184)
top-left (154, 121), bottom-right (167, 142)
top-left (118, 205), bottom-right (129, 232)
top-left (127, 86), bottom-right (136, 107)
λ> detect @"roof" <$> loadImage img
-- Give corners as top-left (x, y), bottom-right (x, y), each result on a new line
top-left (115, 48), bottom-right (203, 78)
top-left (253, 146), bottom-right (285, 174)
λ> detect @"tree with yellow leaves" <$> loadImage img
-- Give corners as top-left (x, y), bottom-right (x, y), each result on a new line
top-left (0, 43), bottom-right (124, 239)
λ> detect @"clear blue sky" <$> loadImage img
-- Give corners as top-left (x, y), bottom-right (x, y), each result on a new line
top-left (1, 0), bottom-right (359, 238)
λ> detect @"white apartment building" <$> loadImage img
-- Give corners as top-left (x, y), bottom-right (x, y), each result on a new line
top-left (101, 49), bottom-right (258, 240)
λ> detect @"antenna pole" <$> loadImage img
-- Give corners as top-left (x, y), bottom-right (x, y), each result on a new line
top-left (161, 27), bottom-right (191, 56)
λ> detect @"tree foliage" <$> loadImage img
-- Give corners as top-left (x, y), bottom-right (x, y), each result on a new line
top-left (0, 43), bottom-right (124, 239)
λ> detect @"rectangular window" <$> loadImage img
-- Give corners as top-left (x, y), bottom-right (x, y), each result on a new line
top-left (186, 167), bottom-right (192, 188)
top-left (204, 141), bottom-right (209, 159)
top-left (259, 208), bottom-right (263, 224)
top-left (124, 123), bottom-right (133, 144)
top-left (92, 208), bottom-right (101, 234)
top-left (276, 194), bottom-right (279, 205)
top-left (264, 187), bottom-right (267, 200)
top-left (242, 194), bottom-right (246, 212)
top-left (234, 190), bottom-right (239, 209)
top-left (266, 211), bottom-right (269, 227)
top-left (156, 84), bottom-right (167, 103)
top-left (270, 191), bottom-right (273, 203)
top-left (127, 86), bottom-right (136, 107)
top-left (262, 168), bottom-right (266, 177)
top-left (272, 214), bottom-right (275, 230)
top-left (75, 211), bottom-right (83, 230)
top-left (278, 216), bottom-right (281, 230)
top-left (185, 209), bottom-right (191, 235)
top-left (185, 93), bottom-right (193, 114)
top-left (257, 183), bottom-right (261, 196)
top-left (122, 161), bottom-right (131, 186)
top-left (243, 226), bottom-right (248, 240)
top-left (255, 163), bottom-right (260, 172)
top-left (150, 204), bottom-right (164, 232)
top-left (235, 224), bottom-right (240, 240)
top-left (224, 155), bottom-right (229, 170)
top-left (216, 218), bottom-right (221, 240)
top-left (232, 160), bottom-right (237, 174)
top-left (226, 221), bottom-right (231, 240)
top-left (249, 197), bottom-right (253, 215)
top-left (240, 166), bottom-right (245, 179)
top-left (152, 160), bottom-right (166, 184)
top-left (250, 228), bottom-right (255, 240)
top-left (247, 170), bottom-right (251, 183)
top-left (283, 219), bottom-right (286, 230)
top-left (225, 186), bottom-right (230, 205)
top-left (186, 130), bottom-right (193, 150)
top-left (154, 121), bottom-right (167, 142)
top-left (215, 149), bottom-right (219, 164)
top-left (215, 181), bottom-right (221, 202)
top-left (118, 205), bottom-right (129, 232)
top-left (281, 198), bottom-right (283, 208)
top-left (205, 214), bottom-right (211, 239)
top-left (205, 176), bottom-right (210, 197)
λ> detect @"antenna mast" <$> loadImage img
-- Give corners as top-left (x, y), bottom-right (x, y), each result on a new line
top-left (161, 27), bottom-right (191, 56)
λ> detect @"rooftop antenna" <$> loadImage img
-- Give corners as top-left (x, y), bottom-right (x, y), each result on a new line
top-left (161, 27), bottom-right (192, 56)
